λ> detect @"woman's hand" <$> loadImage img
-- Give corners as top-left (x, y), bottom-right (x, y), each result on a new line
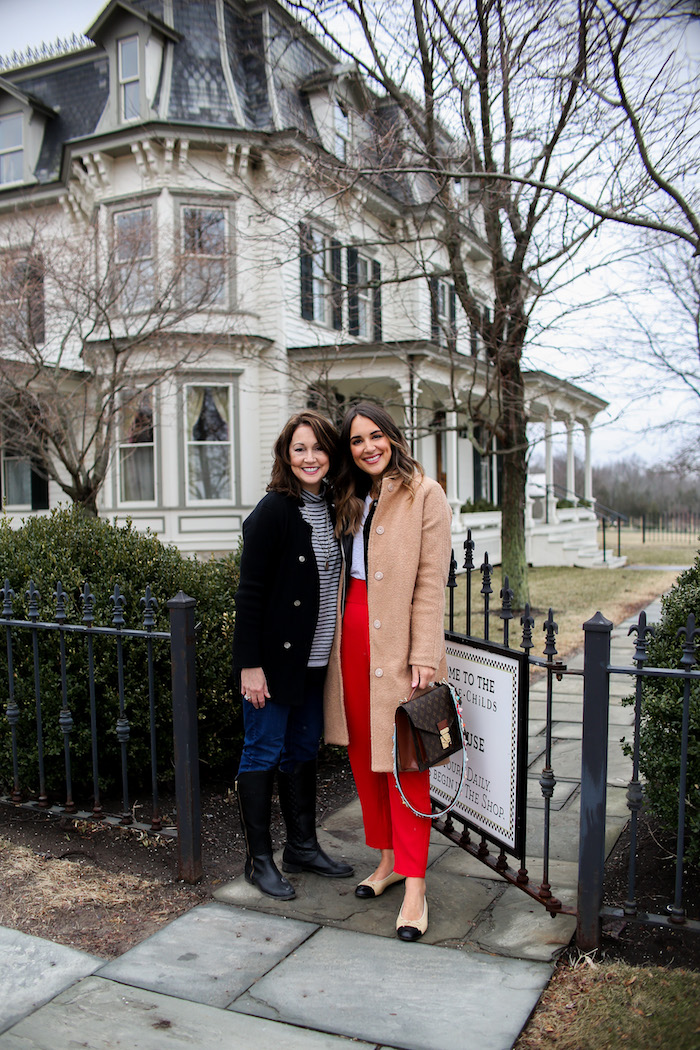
top-left (241, 667), bottom-right (270, 709)
top-left (411, 665), bottom-right (437, 691)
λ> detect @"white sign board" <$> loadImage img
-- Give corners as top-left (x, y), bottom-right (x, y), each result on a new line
top-left (430, 634), bottom-right (528, 854)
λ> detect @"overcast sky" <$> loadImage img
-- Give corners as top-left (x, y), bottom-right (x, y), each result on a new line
top-left (2, 0), bottom-right (697, 468)
top-left (0, 0), bottom-right (99, 53)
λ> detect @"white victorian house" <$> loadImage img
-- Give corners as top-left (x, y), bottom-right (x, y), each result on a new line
top-left (0, 0), bottom-right (612, 566)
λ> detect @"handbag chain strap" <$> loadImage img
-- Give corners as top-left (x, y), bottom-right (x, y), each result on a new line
top-left (392, 683), bottom-right (468, 820)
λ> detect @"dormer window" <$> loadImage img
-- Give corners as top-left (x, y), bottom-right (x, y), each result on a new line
top-left (334, 101), bottom-right (351, 161)
top-left (0, 113), bottom-right (23, 184)
top-left (87, 5), bottom-right (180, 134)
top-left (118, 36), bottom-right (140, 122)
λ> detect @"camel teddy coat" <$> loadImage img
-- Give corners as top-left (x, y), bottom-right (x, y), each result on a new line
top-left (323, 472), bottom-right (453, 772)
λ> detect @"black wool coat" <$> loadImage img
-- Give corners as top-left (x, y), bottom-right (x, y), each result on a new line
top-left (232, 490), bottom-right (326, 706)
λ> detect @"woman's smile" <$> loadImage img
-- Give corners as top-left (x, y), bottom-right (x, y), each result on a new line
top-left (289, 424), bottom-right (330, 493)
top-left (349, 415), bottom-right (392, 477)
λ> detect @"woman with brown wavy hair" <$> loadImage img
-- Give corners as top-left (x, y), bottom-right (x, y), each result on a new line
top-left (232, 409), bottom-right (353, 900)
top-left (324, 401), bottom-right (452, 940)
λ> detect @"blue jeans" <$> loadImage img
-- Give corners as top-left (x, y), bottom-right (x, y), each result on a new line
top-left (237, 666), bottom-right (326, 774)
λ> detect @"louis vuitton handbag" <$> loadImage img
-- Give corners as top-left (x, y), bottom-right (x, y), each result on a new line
top-left (392, 681), bottom-right (468, 819)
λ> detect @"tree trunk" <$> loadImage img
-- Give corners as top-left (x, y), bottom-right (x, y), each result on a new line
top-left (499, 358), bottom-right (529, 608)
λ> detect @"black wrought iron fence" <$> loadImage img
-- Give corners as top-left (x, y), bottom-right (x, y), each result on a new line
top-left (442, 530), bottom-right (575, 919)
top-left (581, 609), bottom-right (700, 947)
top-left (444, 532), bottom-right (700, 950)
top-left (0, 580), bottom-right (201, 882)
top-left (633, 512), bottom-right (700, 542)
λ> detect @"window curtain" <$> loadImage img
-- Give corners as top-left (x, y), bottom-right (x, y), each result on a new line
top-left (187, 387), bottom-right (206, 439)
top-left (187, 385), bottom-right (232, 500)
top-left (209, 387), bottom-right (230, 437)
top-left (120, 447), bottom-right (154, 501)
top-left (120, 391), bottom-right (154, 502)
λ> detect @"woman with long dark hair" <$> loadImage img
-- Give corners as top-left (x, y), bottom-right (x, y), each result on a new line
top-left (232, 410), bottom-right (353, 900)
top-left (324, 402), bottom-right (452, 939)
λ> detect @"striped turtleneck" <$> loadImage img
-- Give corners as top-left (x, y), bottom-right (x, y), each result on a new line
top-left (300, 490), bottom-right (341, 666)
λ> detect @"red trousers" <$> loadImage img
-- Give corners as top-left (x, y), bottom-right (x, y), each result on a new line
top-left (341, 578), bottom-right (431, 878)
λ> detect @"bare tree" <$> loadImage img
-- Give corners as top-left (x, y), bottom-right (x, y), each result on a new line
top-left (0, 207), bottom-right (232, 515)
top-left (282, 0), bottom-right (699, 604)
top-left (605, 239), bottom-right (700, 468)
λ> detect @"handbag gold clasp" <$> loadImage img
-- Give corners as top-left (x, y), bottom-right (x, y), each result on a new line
top-left (438, 720), bottom-right (451, 749)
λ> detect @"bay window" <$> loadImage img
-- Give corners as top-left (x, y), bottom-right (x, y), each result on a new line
top-left (118, 390), bottom-right (155, 503)
top-left (186, 384), bottom-right (233, 502)
top-left (114, 206), bottom-right (155, 313)
top-left (0, 453), bottom-right (48, 511)
top-left (181, 205), bottom-right (227, 307)
top-left (0, 252), bottom-right (44, 344)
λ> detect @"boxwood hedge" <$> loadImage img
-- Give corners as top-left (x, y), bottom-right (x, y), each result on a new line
top-left (0, 507), bottom-right (242, 803)
top-left (632, 550), bottom-right (700, 863)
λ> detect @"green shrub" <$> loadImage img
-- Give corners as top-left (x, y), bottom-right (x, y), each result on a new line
top-left (460, 498), bottom-right (499, 513)
top-left (627, 549), bottom-right (700, 862)
top-left (0, 508), bottom-right (242, 802)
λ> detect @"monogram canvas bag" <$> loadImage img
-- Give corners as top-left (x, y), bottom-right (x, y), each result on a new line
top-left (393, 682), bottom-right (468, 819)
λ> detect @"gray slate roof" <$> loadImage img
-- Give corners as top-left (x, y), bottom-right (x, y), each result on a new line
top-left (0, 0), bottom-right (336, 184)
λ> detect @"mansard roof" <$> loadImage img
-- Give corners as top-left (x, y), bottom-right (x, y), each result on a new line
top-left (0, 0), bottom-right (349, 185)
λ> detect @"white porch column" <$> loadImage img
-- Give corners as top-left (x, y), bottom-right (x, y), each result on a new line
top-left (566, 416), bottom-right (576, 503)
top-left (583, 422), bottom-right (593, 504)
top-left (398, 371), bottom-right (420, 457)
top-left (446, 410), bottom-right (461, 515)
top-left (544, 414), bottom-right (556, 522)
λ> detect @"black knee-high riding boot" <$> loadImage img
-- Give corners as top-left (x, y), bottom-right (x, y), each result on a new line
top-left (236, 770), bottom-right (295, 899)
top-left (278, 759), bottom-right (354, 878)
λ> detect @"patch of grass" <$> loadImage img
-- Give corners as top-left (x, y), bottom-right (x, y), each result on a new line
top-left (616, 528), bottom-right (699, 566)
top-left (515, 957), bottom-right (700, 1050)
top-left (0, 834), bottom-right (159, 922)
top-left (446, 566), bottom-right (681, 660)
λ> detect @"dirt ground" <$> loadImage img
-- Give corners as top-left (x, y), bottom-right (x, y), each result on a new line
top-left (0, 749), bottom-right (357, 958)
top-left (1, 751), bottom-right (699, 1046)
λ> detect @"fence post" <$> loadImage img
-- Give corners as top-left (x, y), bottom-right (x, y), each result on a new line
top-left (576, 611), bottom-right (613, 952)
top-left (167, 591), bottom-right (202, 883)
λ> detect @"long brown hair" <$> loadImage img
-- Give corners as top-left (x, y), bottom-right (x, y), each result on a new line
top-left (334, 401), bottom-right (422, 536)
top-left (268, 410), bottom-right (338, 499)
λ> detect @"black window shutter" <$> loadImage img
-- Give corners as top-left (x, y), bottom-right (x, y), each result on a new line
top-left (372, 259), bottom-right (382, 342)
top-left (347, 247), bottom-right (358, 335)
top-left (472, 434), bottom-right (482, 502)
top-left (330, 240), bottom-right (342, 330)
top-left (299, 223), bottom-right (313, 320)
top-left (449, 285), bottom-right (457, 350)
top-left (483, 304), bottom-right (493, 359)
top-left (430, 276), bottom-right (439, 343)
top-left (31, 465), bottom-right (49, 511)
